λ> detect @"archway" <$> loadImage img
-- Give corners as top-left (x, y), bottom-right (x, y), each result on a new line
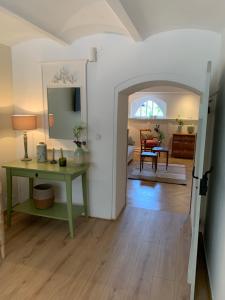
top-left (112, 76), bottom-right (202, 219)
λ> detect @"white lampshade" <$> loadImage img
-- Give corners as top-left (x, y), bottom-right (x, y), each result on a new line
top-left (11, 115), bottom-right (37, 130)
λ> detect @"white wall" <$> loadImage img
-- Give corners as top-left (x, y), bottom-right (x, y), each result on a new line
top-left (128, 90), bottom-right (200, 149)
top-left (127, 90), bottom-right (200, 153)
top-left (115, 92), bottom-right (128, 216)
top-left (204, 74), bottom-right (225, 300)
top-left (11, 29), bottom-right (221, 219)
top-left (204, 30), bottom-right (225, 300)
top-left (129, 91), bottom-right (200, 119)
top-left (128, 118), bottom-right (198, 150)
top-left (0, 44), bottom-right (17, 204)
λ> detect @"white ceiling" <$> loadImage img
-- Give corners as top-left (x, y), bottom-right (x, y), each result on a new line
top-left (0, 0), bottom-right (129, 45)
top-left (119, 0), bottom-right (225, 39)
top-left (0, 8), bottom-right (45, 46)
top-left (0, 0), bottom-right (225, 46)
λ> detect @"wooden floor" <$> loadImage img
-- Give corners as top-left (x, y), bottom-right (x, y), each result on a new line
top-left (195, 235), bottom-right (212, 300)
top-left (127, 154), bottom-right (193, 214)
top-left (1, 209), bottom-right (191, 300)
top-left (0, 155), bottom-right (208, 299)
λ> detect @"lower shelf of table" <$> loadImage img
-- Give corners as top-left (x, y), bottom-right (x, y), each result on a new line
top-left (13, 199), bottom-right (85, 221)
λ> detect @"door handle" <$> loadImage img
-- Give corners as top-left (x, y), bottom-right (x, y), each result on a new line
top-left (192, 166), bottom-right (213, 180)
top-left (200, 167), bottom-right (213, 196)
top-left (192, 166), bottom-right (199, 179)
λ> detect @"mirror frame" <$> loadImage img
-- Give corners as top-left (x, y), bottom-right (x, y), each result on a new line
top-left (42, 61), bottom-right (87, 150)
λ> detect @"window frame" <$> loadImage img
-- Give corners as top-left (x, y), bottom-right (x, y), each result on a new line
top-left (129, 95), bottom-right (167, 119)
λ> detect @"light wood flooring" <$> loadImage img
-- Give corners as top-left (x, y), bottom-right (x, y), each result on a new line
top-left (0, 155), bottom-right (199, 299)
top-left (195, 235), bottom-right (212, 300)
top-left (1, 208), bottom-right (191, 300)
top-left (127, 154), bottom-right (193, 214)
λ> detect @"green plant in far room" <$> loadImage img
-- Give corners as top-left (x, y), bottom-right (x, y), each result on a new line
top-left (154, 124), bottom-right (165, 143)
top-left (176, 116), bottom-right (184, 132)
top-left (187, 118), bottom-right (195, 134)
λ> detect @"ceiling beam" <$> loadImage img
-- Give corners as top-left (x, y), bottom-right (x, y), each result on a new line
top-left (105, 0), bottom-right (143, 42)
top-left (0, 6), bottom-right (68, 46)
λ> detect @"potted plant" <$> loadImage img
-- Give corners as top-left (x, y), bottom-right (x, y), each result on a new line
top-left (176, 116), bottom-right (184, 133)
top-left (187, 124), bottom-right (195, 134)
top-left (73, 122), bottom-right (87, 165)
top-left (154, 124), bottom-right (165, 144)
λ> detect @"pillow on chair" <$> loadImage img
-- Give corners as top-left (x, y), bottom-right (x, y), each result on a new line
top-left (141, 132), bottom-right (154, 140)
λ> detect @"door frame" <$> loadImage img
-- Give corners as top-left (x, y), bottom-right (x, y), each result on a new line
top-left (187, 61), bottom-right (212, 299)
top-left (112, 74), bottom-right (202, 220)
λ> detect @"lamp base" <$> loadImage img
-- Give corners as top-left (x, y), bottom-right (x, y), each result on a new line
top-left (21, 157), bottom-right (32, 162)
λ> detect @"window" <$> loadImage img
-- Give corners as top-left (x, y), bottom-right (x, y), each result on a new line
top-left (134, 100), bottom-right (164, 118)
top-left (129, 94), bottom-right (167, 119)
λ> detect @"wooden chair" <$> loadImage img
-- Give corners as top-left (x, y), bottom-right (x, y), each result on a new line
top-left (140, 151), bottom-right (158, 172)
top-left (140, 129), bottom-right (160, 152)
top-left (0, 182), bottom-right (5, 259)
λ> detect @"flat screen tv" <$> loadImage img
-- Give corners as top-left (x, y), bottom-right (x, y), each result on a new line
top-left (73, 87), bottom-right (81, 112)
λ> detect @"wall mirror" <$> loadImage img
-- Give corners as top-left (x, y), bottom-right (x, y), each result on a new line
top-left (42, 61), bottom-right (87, 149)
top-left (47, 87), bottom-right (81, 140)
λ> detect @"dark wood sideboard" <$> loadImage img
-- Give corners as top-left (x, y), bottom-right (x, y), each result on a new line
top-left (171, 134), bottom-right (196, 159)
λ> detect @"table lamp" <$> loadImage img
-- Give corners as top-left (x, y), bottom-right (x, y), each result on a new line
top-left (11, 115), bottom-right (37, 161)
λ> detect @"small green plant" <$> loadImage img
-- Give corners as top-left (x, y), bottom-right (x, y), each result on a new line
top-left (154, 124), bottom-right (165, 142)
top-left (73, 122), bottom-right (87, 148)
top-left (176, 116), bottom-right (184, 126)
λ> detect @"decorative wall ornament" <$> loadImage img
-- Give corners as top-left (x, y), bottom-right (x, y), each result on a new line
top-left (52, 67), bottom-right (77, 84)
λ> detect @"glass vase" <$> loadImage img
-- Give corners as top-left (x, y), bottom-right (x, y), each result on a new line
top-left (74, 146), bottom-right (85, 165)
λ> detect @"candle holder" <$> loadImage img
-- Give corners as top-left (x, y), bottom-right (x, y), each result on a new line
top-left (50, 148), bottom-right (57, 164)
top-left (59, 148), bottom-right (67, 167)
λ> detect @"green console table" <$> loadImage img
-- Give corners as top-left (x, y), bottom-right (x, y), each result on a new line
top-left (2, 160), bottom-right (89, 238)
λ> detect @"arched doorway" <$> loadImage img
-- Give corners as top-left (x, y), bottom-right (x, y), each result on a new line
top-left (112, 77), bottom-right (201, 219)
top-left (111, 64), bottom-right (213, 299)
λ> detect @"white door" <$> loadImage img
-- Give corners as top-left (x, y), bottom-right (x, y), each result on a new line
top-left (188, 61), bottom-right (211, 300)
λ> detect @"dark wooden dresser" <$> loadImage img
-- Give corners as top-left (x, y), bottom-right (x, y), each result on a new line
top-left (171, 134), bottom-right (196, 159)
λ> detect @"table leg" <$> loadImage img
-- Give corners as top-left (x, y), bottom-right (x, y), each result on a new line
top-left (166, 151), bottom-right (169, 170)
top-left (6, 169), bottom-right (12, 227)
top-left (155, 156), bottom-right (158, 172)
top-left (82, 172), bottom-right (88, 218)
top-left (65, 176), bottom-right (74, 238)
top-left (29, 177), bottom-right (34, 199)
top-left (140, 156), bottom-right (142, 172)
